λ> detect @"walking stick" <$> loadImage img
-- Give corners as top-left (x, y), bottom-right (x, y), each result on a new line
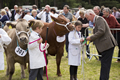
top-left (44, 27), bottom-right (49, 80)
top-left (81, 37), bottom-right (87, 80)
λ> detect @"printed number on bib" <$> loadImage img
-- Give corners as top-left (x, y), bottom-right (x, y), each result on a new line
top-left (15, 46), bottom-right (27, 57)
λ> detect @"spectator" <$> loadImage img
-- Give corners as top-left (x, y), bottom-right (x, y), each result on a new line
top-left (93, 6), bottom-right (103, 16)
top-left (11, 5), bottom-right (18, 21)
top-left (61, 5), bottom-right (73, 58)
top-left (4, 7), bottom-right (12, 20)
top-left (112, 7), bottom-right (120, 23)
top-left (103, 8), bottom-right (120, 63)
top-left (32, 5), bottom-right (40, 14)
top-left (75, 5), bottom-right (83, 19)
top-left (0, 9), bottom-right (9, 28)
top-left (50, 8), bottom-right (58, 18)
top-left (37, 5), bottom-right (53, 23)
top-left (14, 9), bottom-right (22, 21)
top-left (31, 10), bottom-right (40, 20)
top-left (85, 9), bottom-right (117, 80)
top-left (23, 10), bottom-right (34, 21)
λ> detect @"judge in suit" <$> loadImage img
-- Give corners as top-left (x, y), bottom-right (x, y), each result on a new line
top-left (85, 9), bottom-right (117, 80)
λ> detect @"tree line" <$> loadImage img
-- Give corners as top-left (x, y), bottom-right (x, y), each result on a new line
top-left (0, 0), bottom-right (120, 9)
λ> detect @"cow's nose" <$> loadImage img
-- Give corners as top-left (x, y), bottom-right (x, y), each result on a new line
top-left (20, 37), bottom-right (26, 41)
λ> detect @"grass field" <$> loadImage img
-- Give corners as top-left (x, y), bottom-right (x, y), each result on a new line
top-left (0, 44), bottom-right (120, 80)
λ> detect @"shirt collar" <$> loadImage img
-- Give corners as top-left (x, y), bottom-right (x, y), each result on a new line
top-left (32, 31), bottom-right (39, 36)
top-left (93, 16), bottom-right (96, 24)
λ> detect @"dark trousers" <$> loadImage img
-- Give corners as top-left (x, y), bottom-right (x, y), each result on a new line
top-left (29, 68), bottom-right (43, 80)
top-left (70, 65), bottom-right (78, 75)
top-left (113, 32), bottom-right (120, 61)
top-left (65, 33), bottom-right (69, 53)
top-left (99, 47), bottom-right (114, 80)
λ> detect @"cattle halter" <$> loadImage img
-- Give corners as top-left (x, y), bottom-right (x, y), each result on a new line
top-left (55, 22), bottom-right (71, 31)
top-left (16, 30), bottom-right (30, 44)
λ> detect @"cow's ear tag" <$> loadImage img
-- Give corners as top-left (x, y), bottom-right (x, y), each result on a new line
top-left (9, 25), bottom-right (12, 29)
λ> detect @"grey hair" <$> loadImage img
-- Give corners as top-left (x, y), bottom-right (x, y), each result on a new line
top-left (85, 9), bottom-right (96, 16)
top-left (103, 8), bottom-right (111, 13)
top-left (93, 6), bottom-right (101, 10)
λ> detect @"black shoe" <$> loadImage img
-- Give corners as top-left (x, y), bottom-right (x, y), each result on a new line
top-left (70, 75), bottom-right (74, 80)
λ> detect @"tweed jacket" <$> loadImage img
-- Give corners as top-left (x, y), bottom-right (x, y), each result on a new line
top-left (90, 16), bottom-right (117, 52)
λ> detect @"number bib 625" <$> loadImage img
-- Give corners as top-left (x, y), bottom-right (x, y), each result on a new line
top-left (15, 46), bottom-right (27, 57)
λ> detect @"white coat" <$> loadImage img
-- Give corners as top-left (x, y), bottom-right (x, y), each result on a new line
top-left (0, 29), bottom-right (11, 70)
top-left (68, 30), bottom-right (81, 66)
top-left (28, 31), bottom-right (46, 69)
top-left (37, 11), bottom-right (54, 23)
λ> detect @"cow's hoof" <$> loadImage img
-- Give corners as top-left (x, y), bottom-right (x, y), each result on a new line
top-left (57, 74), bottom-right (62, 77)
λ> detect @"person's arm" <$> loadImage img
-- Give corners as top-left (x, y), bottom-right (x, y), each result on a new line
top-left (37, 8), bottom-right (47, 18)
top-left (89, 17), bottom-right (105, 41)
top-left (37, 11), bottom-right (44, 18)
top-left (0, 29), bottom-right (11, 45)
top-left (28, 35), bottom-right (43, 50)
top-left (82, 23), bottom-right (89, 27)
top-left (68, 31), bottom-right (81, 45)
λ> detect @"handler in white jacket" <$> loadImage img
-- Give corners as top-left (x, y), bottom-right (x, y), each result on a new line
top-left (0, 28), bottom-right (11, 70)
top-left (68, 21), bottom-right (83, 80)
top-left (28, 21), bottom-right (49, 80)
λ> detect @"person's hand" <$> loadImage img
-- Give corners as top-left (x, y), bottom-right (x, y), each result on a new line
top-left (43, 8), bottom-right (48, 12)
top-left (80, 38), bottom-right (84, 42)
top-left (86, 36), bottom-right (91, 41)
top-left (37, 38), bottom-right (43, 44)
top-left (44, 43), bottom-right (49, 50)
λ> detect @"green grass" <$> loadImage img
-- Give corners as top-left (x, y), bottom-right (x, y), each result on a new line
top-left (0, 45), bottom-right (120, 80)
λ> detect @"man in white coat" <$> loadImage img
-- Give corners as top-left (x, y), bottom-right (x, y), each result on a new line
top-left (37, 5), bottom-right (54, 23)
top-left (0, 28), bottom-right (11, 70)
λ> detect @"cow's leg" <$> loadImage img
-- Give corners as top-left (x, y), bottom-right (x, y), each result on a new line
top-left (56, 49), bottom-right (63, 76)
top-left (20, 64), bottom-right (25, 78)
top-left (28, 63), bottom-right (30, 73)
top-left (8, 59), bottom-right (15, 80)
top-left (5, 55), bottom-right (9, 76)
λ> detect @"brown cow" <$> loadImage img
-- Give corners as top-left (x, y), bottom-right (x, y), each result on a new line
top-left (4, 19), bottom-right (30, 80)
top-left (29, 15), bottom-right (74, 76)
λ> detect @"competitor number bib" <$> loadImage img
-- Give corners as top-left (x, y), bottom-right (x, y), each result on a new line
top-left (15, 46), bottom-right (27, 57)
